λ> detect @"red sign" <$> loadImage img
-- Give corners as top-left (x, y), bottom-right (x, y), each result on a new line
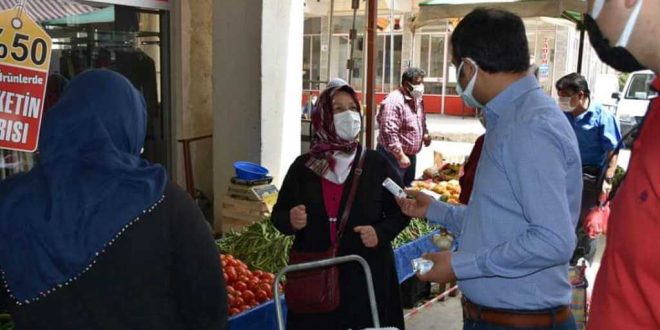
top-left (0, 65), bottom-right (47, 151)
top-left (542, 38), bottom-right (549, 65)
top-left (0, 8), bottom-right (52, 152)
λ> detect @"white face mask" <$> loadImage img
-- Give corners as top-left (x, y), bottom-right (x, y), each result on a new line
top-left (591, 0), bottom-right (644, 48)
top-left (558, 96), bottom-right (577, 113)
top-left (334, 111), bottom-right (362, 141)
top-left (456, 58), bottom-right (484, 109)
top-left (408, 83), bottom-right (425, 99)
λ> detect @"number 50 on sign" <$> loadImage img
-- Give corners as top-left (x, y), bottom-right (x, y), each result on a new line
top-left (0, 7), bottom-right (51, 152)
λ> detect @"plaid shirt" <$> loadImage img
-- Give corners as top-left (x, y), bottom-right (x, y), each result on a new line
top-left (377, 88), bottom-right (428, 156)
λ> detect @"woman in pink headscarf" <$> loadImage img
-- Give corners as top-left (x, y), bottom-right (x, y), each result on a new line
top-left (272, 82), bottom-right (409, 330)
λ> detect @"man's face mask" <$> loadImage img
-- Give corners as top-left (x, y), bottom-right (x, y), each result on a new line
top-left (584, 0), bottom-right (646, 73)
top-left (456, 58), bottom-right (484, 110)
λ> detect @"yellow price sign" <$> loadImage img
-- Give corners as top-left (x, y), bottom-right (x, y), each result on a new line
top-left (0, 7), bottom-right (52, 152)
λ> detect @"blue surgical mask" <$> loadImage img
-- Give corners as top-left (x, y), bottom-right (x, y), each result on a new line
top-left (456, 58), bottom-right (484, 109)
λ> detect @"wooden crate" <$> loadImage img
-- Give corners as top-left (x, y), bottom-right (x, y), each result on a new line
top-left (218, 194), bottom-right (270, 233)
top-left (220, 217), bottom-right (257, 233)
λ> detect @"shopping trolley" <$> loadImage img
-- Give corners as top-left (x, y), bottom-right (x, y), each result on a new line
top-left (273, 254), bottom-right (398, 330)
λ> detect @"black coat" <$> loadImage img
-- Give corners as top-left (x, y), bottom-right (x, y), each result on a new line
top-left (0, 183), bottom-right (228, 330)
top-left (272, 150), bottom-right (410, 330)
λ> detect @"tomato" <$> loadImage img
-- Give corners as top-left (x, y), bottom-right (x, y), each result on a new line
top-left (240, 267), bottom-right (251, 277)
top-left (223, 273), bottom-right (228, 283)
top-left (226, 285), bottom-right (237, 296)
top-left (258, 283), bottom-right (272, 294)
top-left (234, 296), bottom-right (245, 307)
top-left (229, 307), bottom-right (240, 316)
top-left (234, 281), bottom-right (248, 292)
top-left (238, 275), bottom-right (251, 284)
top-left (227, 293), bottom-right (235, 306)
top-left (242, 289), bottom-right (255, 302)
top-left (253, 270), bottom-right (264, 277)
top-left (239, 305), bottom-right (251, 312)
top-left (260, 273), bottom-right (275, 282)
top-left (225, 267), bottom-right (237, 283)
top-left (221, 260), bottom-right (227, 267)
top-left (247, 278), bottom-right (261, 292)
top-left (255, 289), bottom-right (268, 303)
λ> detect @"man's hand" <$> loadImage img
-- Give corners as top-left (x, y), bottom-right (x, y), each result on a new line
top-left (354, 226), bottom-right (379, 248)
top-left (423, 134), bottom-right (432, 147)
top-left (398, 153), bottom-right (411, 169)
top-left (417, 251), bottom-right (457, 284)
top-left (290, 205), bottom-right (307, 230)
top-left (396, 189), bottom-right (434, 218)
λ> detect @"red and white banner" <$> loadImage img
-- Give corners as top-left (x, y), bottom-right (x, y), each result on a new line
top-left (78, 0), bottom-right (169, 10)
top-left (0, 7), bottom-right (52, 152)
top-left (0, 0), bottom-right (98, 22)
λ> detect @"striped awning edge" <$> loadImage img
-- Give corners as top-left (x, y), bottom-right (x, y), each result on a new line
top-left (0, 0), bottom-right (98, 22)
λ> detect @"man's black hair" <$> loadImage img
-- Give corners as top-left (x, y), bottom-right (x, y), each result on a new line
top-left (556, 73), bottom-right (591, 96)
top-left (401, 67), bottom-right (426, 85)
top-left (451, 8), bottom-right (530, 73)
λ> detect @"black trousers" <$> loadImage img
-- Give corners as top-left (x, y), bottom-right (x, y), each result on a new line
top-left (571, 167), bottom-right (601, 265)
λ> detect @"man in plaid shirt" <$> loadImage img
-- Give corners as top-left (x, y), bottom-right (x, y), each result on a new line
top-left (377, 67), bottom-right (431, 186)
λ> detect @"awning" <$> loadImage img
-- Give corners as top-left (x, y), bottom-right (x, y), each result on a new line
top-left (0, 0), bottom-right (98, 22)
top-left (414, 0), bottom-right (587, 30)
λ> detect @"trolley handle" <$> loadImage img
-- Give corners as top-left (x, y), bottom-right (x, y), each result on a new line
top-left (273, 254), bottom-right (380, 330)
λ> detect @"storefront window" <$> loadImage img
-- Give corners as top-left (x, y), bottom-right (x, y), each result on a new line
top-left (0, 5), bottom-right (170, 183)
top-left (332, 16), bottom-right (365, 34)
top-left (303, 15), bottom-right (402, 93)
top-left (417, 33), bottom-right (446, 95)
top-left (328, 34), bottom-right (364, 91)
top-left (303, 18), bottom-right (322, 90)
top-left (376, 35), bottom-right (402, 92)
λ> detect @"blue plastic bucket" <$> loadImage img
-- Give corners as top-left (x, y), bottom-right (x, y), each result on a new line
top-left (233, 161), bottom-right (269, 180)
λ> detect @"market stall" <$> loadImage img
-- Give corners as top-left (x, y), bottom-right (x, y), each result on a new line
top-left (221, 220), bottom-right (448, 330)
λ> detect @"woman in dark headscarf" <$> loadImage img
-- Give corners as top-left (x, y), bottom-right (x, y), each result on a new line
top-left (272, 81), bottom-right (409, 330)
top-left (0, 70), bottom-right (227, 330)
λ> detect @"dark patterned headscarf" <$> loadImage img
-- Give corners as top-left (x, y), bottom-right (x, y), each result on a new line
top-left (306, 84), bottom-right (361, 178)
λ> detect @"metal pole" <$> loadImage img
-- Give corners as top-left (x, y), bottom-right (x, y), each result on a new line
top-left (577, 25), bottom-right (585, 74)
top-left (442, 19), bottom-right (449, 115)
top-left (347, 0), bottom-right (359, 84)
top-left (326, 0), bottom-right (335, 85)
top-left (390, 0), bottom-right (395, 91)
top-left (365, 0), bottom-right (378, 149)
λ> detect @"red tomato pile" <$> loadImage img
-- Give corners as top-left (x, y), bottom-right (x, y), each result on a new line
top-left (221, 254), bottom-right (281, 317)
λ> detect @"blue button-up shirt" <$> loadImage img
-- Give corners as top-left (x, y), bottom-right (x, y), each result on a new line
top-left (427, 76), bottom-right (582, 310)
top-left (564, 103), bottom-right (621, 167)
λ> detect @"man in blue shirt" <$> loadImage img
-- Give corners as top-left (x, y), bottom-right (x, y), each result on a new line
top-left (556, 73), bottom-right (622, 264)
top-left (398, 8), bottom-right (582, 330)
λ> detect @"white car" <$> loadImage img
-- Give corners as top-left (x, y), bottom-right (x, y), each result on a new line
top-left (612, 70), bottom-right (657, 146)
